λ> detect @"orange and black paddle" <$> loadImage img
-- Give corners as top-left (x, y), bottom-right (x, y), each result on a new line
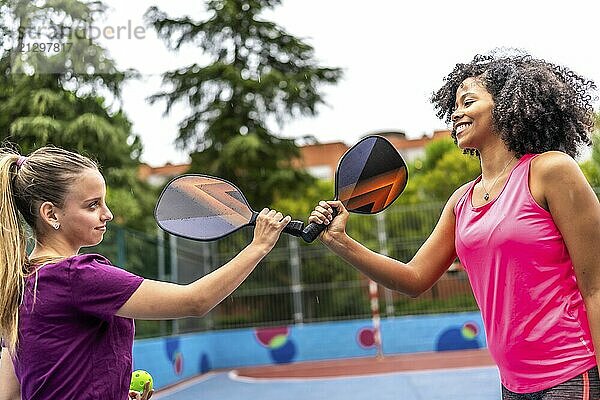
top-left (301, 135), bottom-right (408, 242)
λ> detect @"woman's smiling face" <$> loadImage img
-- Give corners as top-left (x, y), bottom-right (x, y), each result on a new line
top-left (451, 77), bottom-right (496, 150)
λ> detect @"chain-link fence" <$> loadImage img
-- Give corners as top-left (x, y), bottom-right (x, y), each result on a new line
top-left (85, 185), bottom-right (600, 339)
top-left (88, 200), bottom-right (479, 339)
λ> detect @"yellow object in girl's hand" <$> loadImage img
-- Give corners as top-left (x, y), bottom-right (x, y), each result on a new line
top-left (130, 370), bottom-right (153, 393)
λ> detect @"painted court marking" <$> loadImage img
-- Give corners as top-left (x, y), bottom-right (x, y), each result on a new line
top-left (153, 352), bottom-right (502, 400)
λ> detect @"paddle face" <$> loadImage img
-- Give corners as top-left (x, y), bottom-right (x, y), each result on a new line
top-left (301, 135), bottom-right (408, 242)
top-left (336, 135), bottom-right (408, 214)
top-left (154, 175), bottom-right (254, 241)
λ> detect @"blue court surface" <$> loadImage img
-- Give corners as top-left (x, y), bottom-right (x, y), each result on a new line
top-left (154, 366), bottom-right (501, 400)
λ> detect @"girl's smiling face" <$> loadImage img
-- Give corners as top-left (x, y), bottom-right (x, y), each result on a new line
top-left (54, 169), bottom-right (113, 249)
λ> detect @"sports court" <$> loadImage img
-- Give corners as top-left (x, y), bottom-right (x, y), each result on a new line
top-left (154, 349), bottom-right (502, 400)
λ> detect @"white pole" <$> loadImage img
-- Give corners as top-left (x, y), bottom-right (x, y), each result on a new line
top-left (289, 236), bottom-right (303, 324)
top-left (376, 213), bottom-right (395, 316)
top-left (368, 279), bottom-right (383, 358)
top-left (157, 227), bottom-right (166, 336)
top-left (169, 234), bottom-right (179, 335)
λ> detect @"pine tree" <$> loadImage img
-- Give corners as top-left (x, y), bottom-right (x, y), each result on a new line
top-left (146, 0), bottom-right (342, 207)
top-left (0, 0), bottom-right (155, 231)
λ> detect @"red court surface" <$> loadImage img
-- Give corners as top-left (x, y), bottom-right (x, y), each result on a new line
top-left (233, 348), bottom-right (494, 379)
top-left (154, 349), bottom-right (500, 400)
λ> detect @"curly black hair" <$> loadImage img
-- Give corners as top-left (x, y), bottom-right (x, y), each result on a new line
top-left (431, 50), bottom-right (597, 158)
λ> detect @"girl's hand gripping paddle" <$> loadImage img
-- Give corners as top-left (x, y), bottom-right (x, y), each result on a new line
top-left (154, 175), bottom-right (305, 241)
top-left (301, 135), bottom-right (409, 243)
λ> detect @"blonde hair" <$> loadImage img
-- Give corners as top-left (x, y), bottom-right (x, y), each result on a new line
top-left (0, 145), bottom-right (97, 353)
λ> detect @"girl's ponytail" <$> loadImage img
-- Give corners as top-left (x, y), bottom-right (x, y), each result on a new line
top-left (0, 151), bottom-right (28, 354)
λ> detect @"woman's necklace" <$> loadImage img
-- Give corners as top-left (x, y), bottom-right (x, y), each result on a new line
top-left (481, 157), bottom-right (515, 201)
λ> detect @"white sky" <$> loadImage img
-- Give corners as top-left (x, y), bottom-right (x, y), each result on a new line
top-left (98, 0), bottom-right (600, 166)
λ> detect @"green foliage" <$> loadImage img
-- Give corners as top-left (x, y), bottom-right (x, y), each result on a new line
top-left (272, 179), bottom-right (333, 219)
top-left (581, 113), bottom-right (600, 191)
top-left (404, 138), bottom-right (481, 204)
top-left (580, 159), bottom-right (600, 189)
top-left (1, 0), bottom-right (129, 93)
top-left (579, 112), bottom-right (600, 192)
top-left (146, 0), bottom-right (342, 207)
top-left (421, 138), bottom-right (458, 171)
top-left (416, 150), bottom-right (481, 201)
top-left (394, 292), bottom-right (479, 316)
top-left (0, 0), bottom-right (156, 232)
top-left (591, 112), bottom-right (600, 166)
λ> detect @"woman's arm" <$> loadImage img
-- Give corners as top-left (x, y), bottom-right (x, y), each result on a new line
top-left (309, 185), bottom-right (469, 297)
top-left (0, 348), bottom-right (21, 400)
top-left (533, 151), bottom-right (600, 367)
top-left (117, 209), bottom-right (290, 319)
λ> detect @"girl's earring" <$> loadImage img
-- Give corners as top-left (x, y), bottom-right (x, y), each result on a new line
top-left (53, 222), bottom-right (60, 230)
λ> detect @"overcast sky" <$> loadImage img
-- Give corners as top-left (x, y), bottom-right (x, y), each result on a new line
top-left (99, 0), bottom-right (600, 166)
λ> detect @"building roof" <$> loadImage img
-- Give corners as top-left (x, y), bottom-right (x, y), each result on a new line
top-left (381, 130), bottom-right (450, 149)
top-left (138, 163), bottom-right (191, 184)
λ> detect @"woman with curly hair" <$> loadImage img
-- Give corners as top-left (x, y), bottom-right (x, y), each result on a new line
top-left (309, 51), bottom-right (600, 399)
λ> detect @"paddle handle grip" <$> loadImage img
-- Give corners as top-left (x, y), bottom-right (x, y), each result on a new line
top-left (250, 212), bottom-right (305, 238)
top-left (283, 220), bottom-right (305, 237)
top-left (301, 207), bottom-right (339, 243)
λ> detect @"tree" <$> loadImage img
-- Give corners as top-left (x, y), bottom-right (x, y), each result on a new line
top-left (0, 0), bottom-right (129, 100)
top-left (580, 111), bottom-right (600, 190)
top-left (397, 138), bottom-right (481, 204)
top-left (145, 0), bottom-right (342, 207)
top-left (0, 0), bottom-right (157, 231)
top-left (272, 178), bottom-right (333, 218)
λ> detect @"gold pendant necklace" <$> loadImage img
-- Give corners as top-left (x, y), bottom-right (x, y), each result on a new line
top-left (481, 157), bottom-right (514, 201)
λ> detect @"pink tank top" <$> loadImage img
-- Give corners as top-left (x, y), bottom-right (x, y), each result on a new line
top-left (454, 153), bottom-right (596, 393)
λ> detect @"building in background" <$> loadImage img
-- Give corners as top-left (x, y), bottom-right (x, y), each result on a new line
top-left (139, 130), bottom-right (451, 185)
top-left (290, 140), bottom-right (348, 180)
top-left (382, 130), bottom-right (451, 163)
top-left (138, 162), bottom-right (191, 187)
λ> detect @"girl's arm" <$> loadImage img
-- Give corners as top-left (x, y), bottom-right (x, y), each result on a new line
top-left (0, 348), bottom-right (21, 400)
top-left (117, 209), bottom-right (290, 319)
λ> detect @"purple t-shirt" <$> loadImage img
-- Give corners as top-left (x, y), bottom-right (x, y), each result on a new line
top-left (13, 254), bottom-right (144, 400)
